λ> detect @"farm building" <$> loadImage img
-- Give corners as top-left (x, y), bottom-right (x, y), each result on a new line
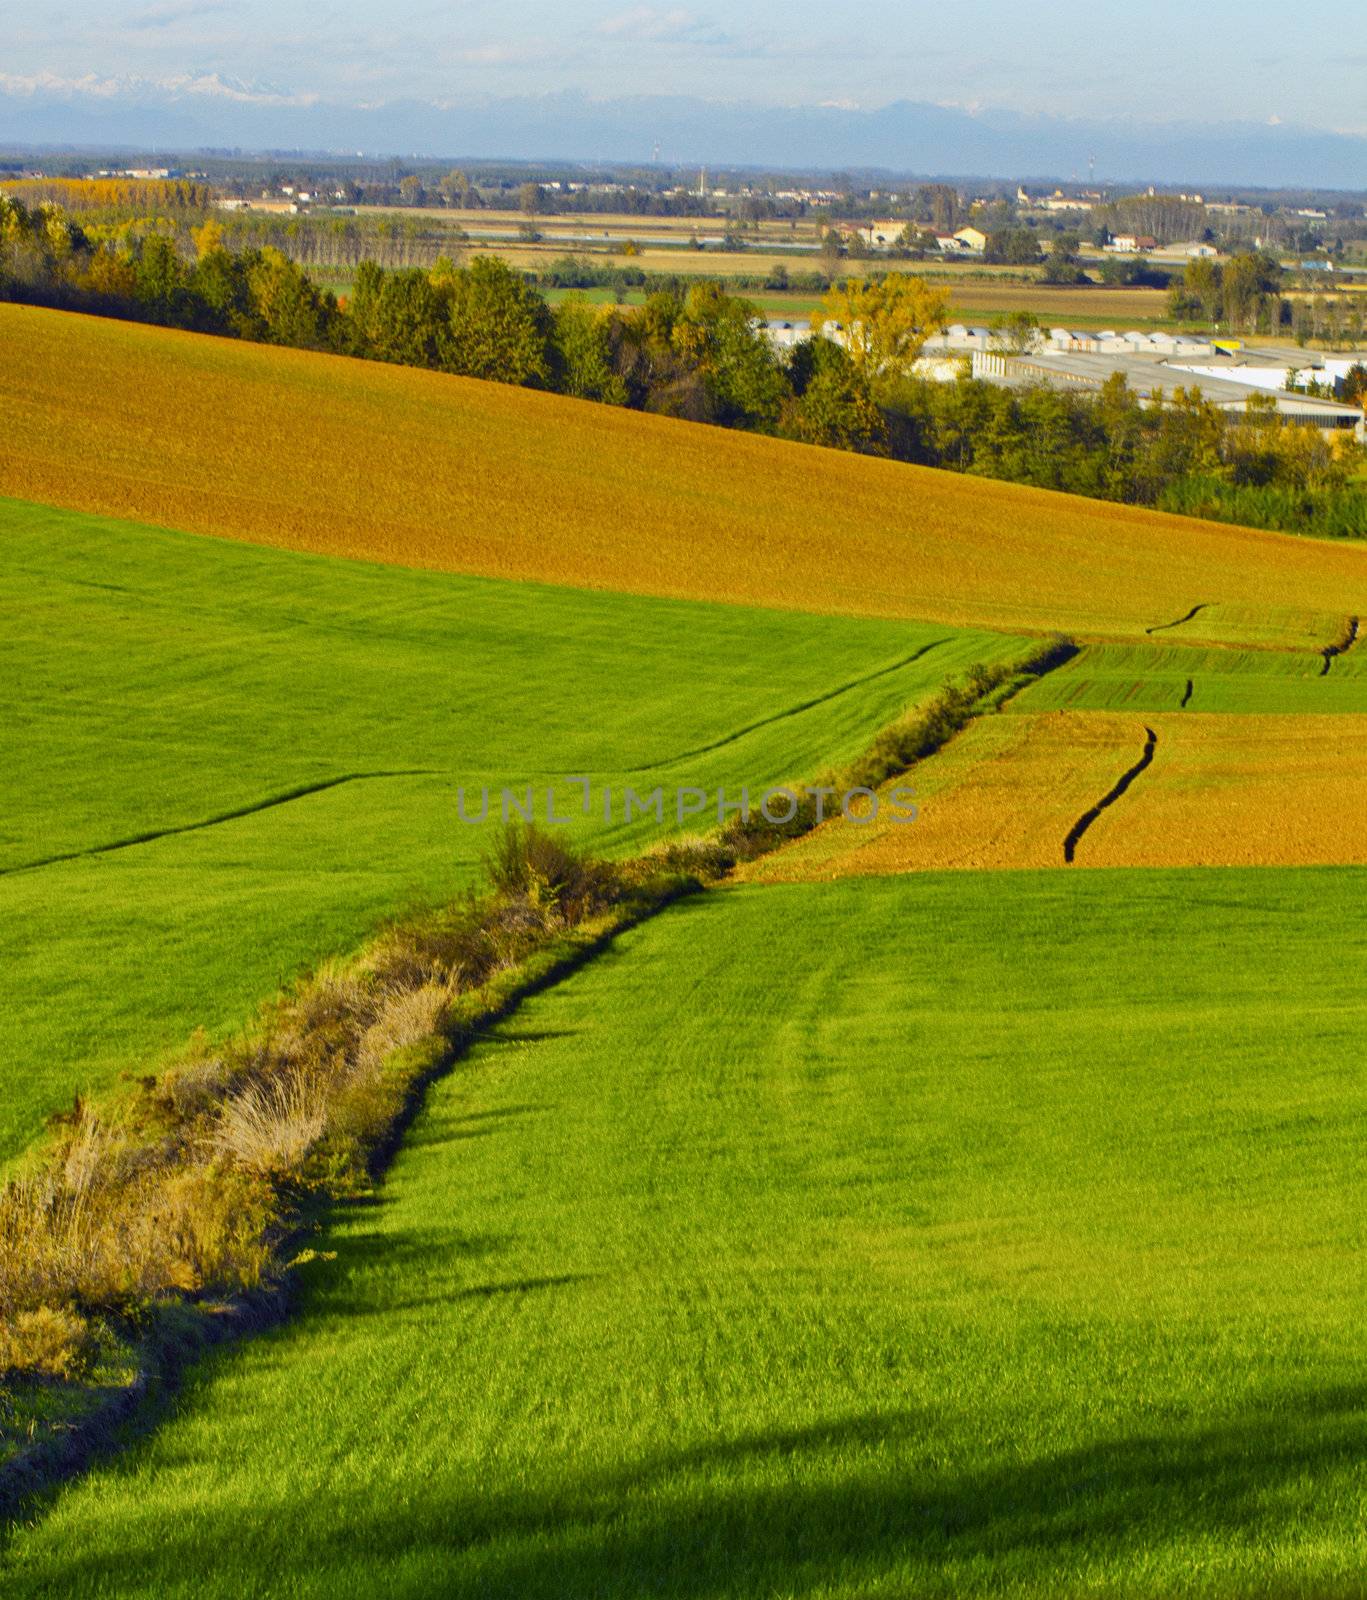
top-left (964, 348), bottom-right (1365, 437)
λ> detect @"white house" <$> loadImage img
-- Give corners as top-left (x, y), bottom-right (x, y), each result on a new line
top-left (857, 220), bottom-right (908, 249)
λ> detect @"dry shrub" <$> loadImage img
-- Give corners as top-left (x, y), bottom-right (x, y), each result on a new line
top-left (0, 1306), bottom-right (95, 1381)
top-left (356, 981), bottom-right (457, 1072)
top-left (482, 822), bottom-right (619, 920)
top-left (127, 1165), bottom-right (275, 1296)
top-left (0, 822), bottom-right (670, 1401)
top-left (364, 904), bottom-right (487, 992)
top-left (213, 1070), bottom-right (328, 1177)
top-left (637, 835), bottom-right (735, 881)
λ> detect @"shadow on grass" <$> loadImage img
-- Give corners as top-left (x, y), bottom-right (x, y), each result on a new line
top-left (22, 1386), bottom-right (1367, 1599)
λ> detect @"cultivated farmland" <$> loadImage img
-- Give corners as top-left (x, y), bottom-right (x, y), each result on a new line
top-left (6, 874), bottom-right (1366, 1599)
top-left (5, 303), bottom-right (1367, 644)
top-left (749, 709), bottom-right (1367, 876)
top-left (0, 496), bottom-right (1026, 1161)
top-left (4, 282), bottom-right (1367, 1600)
top-left (1011, 639), bottom-right (1367, 714)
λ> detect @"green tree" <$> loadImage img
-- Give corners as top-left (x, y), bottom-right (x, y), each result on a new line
top-left (133, 233), bottom-right (187, 319)
top-left (672, 283), bottom-right (786, 426)
top-left (783, 339), bottom-right (886, 453)
top-left (441, 256), bottom-right (554, 386)
top-left (244, 248), bottom-right (339, 349)
top-left (989, 310), bottom-right (1041, 354)
top-left (1221, 252), bottom-right (1283, 333)
top-left (984, 228), bottom-right (1042, 266)
top-left (1040, 235), bottom-right (1086, 285)
top-left (552, 298), bottom-right (629, 405)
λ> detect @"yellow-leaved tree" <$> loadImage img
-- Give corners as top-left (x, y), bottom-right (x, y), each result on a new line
top-left (814, 274), bottom-right (951, 392)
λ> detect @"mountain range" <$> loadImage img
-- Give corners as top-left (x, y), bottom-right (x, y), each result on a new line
top-left (1, 75), bottom-right (1362, 189)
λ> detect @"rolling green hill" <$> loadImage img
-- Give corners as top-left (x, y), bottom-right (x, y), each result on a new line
top-left (0, 497), bottom-right (1024, 1160)
top-left (8, 871), bottom-right (1366, 1598)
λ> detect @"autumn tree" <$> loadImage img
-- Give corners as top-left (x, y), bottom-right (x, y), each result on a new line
top-left (190, 218), bottom-right (226, 260)
top-left (814, 274), bottom-right (950, 392)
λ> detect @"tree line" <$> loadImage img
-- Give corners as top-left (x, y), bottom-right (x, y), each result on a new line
top-left (2, 193), bottom-right (1361, 539)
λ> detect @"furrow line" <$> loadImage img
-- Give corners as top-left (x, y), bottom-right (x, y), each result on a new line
top-left (1062, 726), bottom-right (1158, 864)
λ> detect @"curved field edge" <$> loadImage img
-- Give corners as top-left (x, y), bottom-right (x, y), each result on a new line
top-left (1, 497), bottom-right (1035, 1162)
top-left (0, 860), bottom-right (700, 1520)
top-left (5, 304), bottom-right (1367, 644)
top-left (0, 646), bottom-right (1064, 1488)
top-left (4, 868), bottom-right (1365, 1599)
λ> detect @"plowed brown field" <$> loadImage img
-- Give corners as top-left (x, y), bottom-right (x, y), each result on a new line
top-left (745, 712), bottom-right (1367, 877)
top-left (4, 303), bottom-right (1367, 645)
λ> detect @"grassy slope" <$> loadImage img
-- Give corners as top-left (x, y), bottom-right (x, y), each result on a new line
top-left (4, 303), bottom-right (1367, 646)
top-left (0, 498), bottom-right (1024, 1161)
top-left (1011, 641), bottom-right (1367, 714)
top-left (7, 872), bottom-right (1366, 1598)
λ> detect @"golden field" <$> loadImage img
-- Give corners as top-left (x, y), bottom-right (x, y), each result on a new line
top-left (4, 303), bottom-right (1367, 643)
top-left (747, 711), bottom-right (1367, 876)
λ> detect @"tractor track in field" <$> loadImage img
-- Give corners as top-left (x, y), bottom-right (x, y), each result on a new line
top-left (627, 639), bottom-right (953, 771)
top-left (1146, 603), bottom-right (1210, 636)
top-left (1063, 726), bottom-right (1158, 863)
top-left (1320, 617), bottom-right (1360, 677)
top-left (0, 771), bottom-right (442, 878)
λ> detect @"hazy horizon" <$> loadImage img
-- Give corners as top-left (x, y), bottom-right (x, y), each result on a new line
top-left (2, 1), bottom-right (1364, 188)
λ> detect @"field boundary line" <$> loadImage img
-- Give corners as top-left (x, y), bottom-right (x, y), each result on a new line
top-left (625, 639), bottom-right (953, 771)
top-left (1320, 617), bottom-right (1360, 677)
top-left (0, 771), bottom-right (443, 878)
top-left (1062, 726), bottom-right (1158, 863)
top-left (1146, 603), bottom-right (1210, 636)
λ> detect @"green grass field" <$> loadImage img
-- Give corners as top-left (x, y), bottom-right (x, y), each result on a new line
top-left (7, 871), bottom-right (1366, 1598)
top-left (1010, 640), bottom-right (1367, 714)
top-left (0, 496), bottom-right (1027, 1161)
top-left (5, 289), bottom-right (1367, 1600)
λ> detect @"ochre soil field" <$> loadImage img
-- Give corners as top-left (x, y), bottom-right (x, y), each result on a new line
top-left (4, 305), bottom-right (1367, 645)
top-left (944, 283), bottom-right (1172, 322)
top-left (746, 711), bottom-right (1367, 877)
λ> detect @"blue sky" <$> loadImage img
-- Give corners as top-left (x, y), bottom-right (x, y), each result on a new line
top-left (4, 0), bottom-right (1365, 134)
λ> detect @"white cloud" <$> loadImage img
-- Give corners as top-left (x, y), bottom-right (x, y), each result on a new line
top-left (596, 7), bottom-right (722, 44)
top-left (0, 69), bottom-right (315, 105)
top-left (126, 1), bottom-right (240, 31)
